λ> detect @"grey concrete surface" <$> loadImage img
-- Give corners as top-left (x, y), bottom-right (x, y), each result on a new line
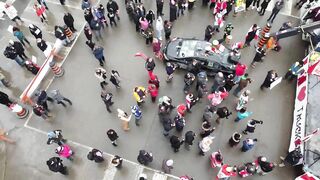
top-left (0, 0), bottom-right (309, 179)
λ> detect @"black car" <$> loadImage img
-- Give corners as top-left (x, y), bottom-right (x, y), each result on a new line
top-left (162, 37), bottom-right (240, 76)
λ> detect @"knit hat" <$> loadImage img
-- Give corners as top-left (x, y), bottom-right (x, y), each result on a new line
top-left (166, 159), bottom-right (174, 166)
top-left (212, 40), bottom-right (219, 46)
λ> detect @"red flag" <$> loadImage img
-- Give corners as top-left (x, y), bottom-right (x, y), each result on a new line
top-left (295, 172), bottom-right (319, 180)
top-left (134, 52), bottom-right (148, 61)
top-left (308, 60), bottom-right (320, 76)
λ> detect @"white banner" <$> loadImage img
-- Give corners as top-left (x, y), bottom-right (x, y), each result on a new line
top-left (295, 172), bottom-right (320, 180)
top-left (288, 55), bottom-right (309, 164)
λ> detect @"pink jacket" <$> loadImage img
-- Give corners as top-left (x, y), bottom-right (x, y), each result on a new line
top-left (57, 144), bottom-right (72, 158)
top-left (235, 64), bottom-right (247, 76)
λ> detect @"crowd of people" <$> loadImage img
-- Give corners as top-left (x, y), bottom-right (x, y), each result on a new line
top-left (0, 0), bottom-right (312, 179)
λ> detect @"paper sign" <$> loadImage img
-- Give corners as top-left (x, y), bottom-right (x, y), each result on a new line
top-left (269, 77), bottom-right (282, 90)
top-left (7, 25), bottom-right (13, 33)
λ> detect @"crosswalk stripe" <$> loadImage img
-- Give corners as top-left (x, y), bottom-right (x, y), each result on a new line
top-left (102, 165), bottom-right (117, 180)
top-left (44, 0), bottom-right (83, 10)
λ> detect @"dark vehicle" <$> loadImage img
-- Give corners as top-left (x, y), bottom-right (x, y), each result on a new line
top-left (162, 38), bottom-right (240, 76)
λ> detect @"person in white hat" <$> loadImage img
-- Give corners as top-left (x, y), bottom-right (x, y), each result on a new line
top-left (199, 136), bottom-right (215, 156)
top-left (162, 159), bottom-right (174, 173)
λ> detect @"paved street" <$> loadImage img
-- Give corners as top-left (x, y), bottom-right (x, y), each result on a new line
top-left (0, 0), bottom-right (308, 180)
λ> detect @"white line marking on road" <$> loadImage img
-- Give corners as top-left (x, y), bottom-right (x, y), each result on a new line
top-left (102, 164), bottom-right (117, 180)
top-left (44, 0), bottom-right (83, 10)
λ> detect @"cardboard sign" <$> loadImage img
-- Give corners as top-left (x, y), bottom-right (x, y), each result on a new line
top-left (269, 77), bottom-right (282, 90)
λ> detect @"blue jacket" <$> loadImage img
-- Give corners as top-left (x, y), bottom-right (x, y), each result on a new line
top-left (14, 31), bottom-right (24, 41)
top-left (93, 47), bottom-right (104, 59)
top-left (237, 111), bottom-right (253, 120)
top-left (290, 62), bottom-right (304, 75)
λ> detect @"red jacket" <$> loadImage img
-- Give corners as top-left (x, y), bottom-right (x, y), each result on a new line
top-left (235, 63), bottom-right (247, 76)
top-left (148, 85), bottom-right (159, 97)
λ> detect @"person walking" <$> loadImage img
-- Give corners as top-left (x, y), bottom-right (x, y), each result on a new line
top-left (211, 72), bottom-right (225, 93)
top-left (233, 74), bottom-right (252, 97)
top-left (36, 90), bottom-right (54, 112)
top-left (184, 131), bottom-right (196, 150)
top-left (156, 0), bottom-right (164, 16)
top-left (46, 157), bottom-right (68, 175)
top-left (12, 27), bottom-right (31, 47)
top-left (284, 60), bottom-right (304, 81)
top-left (87, 149), bottom-right (104, 163)
top-left (131, 105), bottom-right (142, 126)
top-left (107, 129), bottom-right (119, 146)
top-left (155, 16), bottom-right (164, 40)
top-left (94, 67), bottom-right (108, 89)
top-left (110, 70), bottom-right (121, 88)
top-left (235, 107), bottom-right (253, 122)
top-left (258, 0), bottom-right (271, 15)
top-left (33, 3), bottom-right (48, 23)
top-left (92, 45), bottom-right (106, 66)
top-left (144, 57), bottom-right (155, 75)
top-left (241, 138), bottom-right (258, 152)
top-left (267, 0), bottom-right (284, 23)
top-left (200, 121), bottom-right (215, 138)
top-left (107, 9), bottom-right (117, 27)
top-left (107, 0), bottom-right (120, 21)
top-left (55, 144), bottom-right (74, 161)
top-left (49, 89), bottom-right (72, 108)
top-left (196, 71), bottom-right (208, 90)
top-left (33, 103), bottom-right (51, 120)
top-left (244, 24), bottom-right (259, 47)
top-left (260, 70), bottom-right (278, 90)
top-left (84, 25), bottom-right (93, 43)
top-left (162, 116), bottom-right (175, 136)
top-left (228, 132), bottom-right (242, 147)
top-left (224, 74), bottom-right (236, 92)
top-left (199, 136), bottom-right (215, 156)
top-left (63, 13), bottom-right (76, 32)
top-left (164, 20), bottom-right (172, 40)
top-left (111, 155), bottom-right (123, 169)
top-left (215, 106), bottom-right (232, 124)
top-left (3, 44), bottom-right (25, 66)
top-left (2, 3), bottom-right (24, 25)
top-left (170, 135), bottom-right (184, 152)
top-left (278, 149), bottom-right (303, 167)
top-left (242, 119), bottom-right (263, 134)
top-left (59, 0), bottom-right (66, 5)
top-left (188, 0), bottom-right (196, 10)
top-left (90, 18), bottom-right (103, 40)
top-left (183, 72), bottom-right (196, 94)
top-left (54, 25), bottom-right (70, 45)
top-left (47, 130), bottom-right (66, 145)
top-left (256, 156), bottom-right (276, 175)
top-left (117, 109), bottom-right (132, 131)
top-left (148, 84), bottom-right (159, 102)
top-left (101, 90), bottom-right (114, 113)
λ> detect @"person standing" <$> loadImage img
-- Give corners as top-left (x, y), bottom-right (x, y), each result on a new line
top-left (107, 9), bottom-right (117, 27)
top-left (59, 0), bottom-right (66, 5)
top-left (244, 24), bottom-right (259, 47)
top-left (117, 109), bottom-right (132, 131)
top-left (241, 138), bottom-right (258, 152)
top-left (148, 84), bottom-right (159, 102)
top-left (12, 27), bottom-right (31, 47)
top-left (199, 136), bottom-right (215, 156)
top-left (84, 25), bottom-right (93, 43)
top-left (50, 89), bottom-right (72, 108)
top-left (185, 93), bottom-right (199, 112)
top-left (54, 25), bottom-right (70, 45)
top-left (90, 18), bottom-right (103, 41)
top-left (267, 0), bottom-right (284, 23)
top-left (9, 40), bottom-right (28, 60)
top-left (2, 3), bottom-right (24, 25)
top-left (33, 104), bottom-right (51, 120)
top-left (137, 150), bottom-right (153, 165)
top-left (4, 45), bottom-right (25, 66)
top-left (165, 62), bottom-right (178, 82)
top-left (204, 25), bottom-right (214, 42)
top-left (47, 130), bottom-right (66, 145)
top-left (177, 0), bottom-right (186, 17)
top-left (94, 67), bottom-right (108, 89)
top-left (29, 24), bottom-right (42, 39)
top-left (224, 74), bottom-right (236, 92)
top-left (164, 20), bottom-right (172, 40)
top-left (228, 132), bottom-right (242, 147)
top-left (101, 90), bottom-right (114, 113)
top-left (234, 63), bottom-right (247, 84)
top-left (174, 115), bottom-right (186, 132)
top-left (146, 10), bottom-right (155, 25)
top-left (223, 23), bottom-right (234, 41)
top-left (196, 71), bottom-right (208, 91)
top-left (169, 1), bottom-right (177, 22)
top-left (211, 72), bottom-right (225, 93)
top-left (46, 157), bottom-right (68, 175)
top-left (162, 159), bottom-right (174, 174)
top-left (259, 0), bottom-right (271, 15)
top-left (63, 12), bottom-right (76, 32)
top-left (183, 72), bottom-right (196, 94)
top-left (215, 106), bottom-right (232, 124)
top-left (110, 70), bottom-right (121, 88)
top-left (284, 60), bottom-right (304, 81)
top-left (233, 73), bottom-right (252, 97)
top-left (260, 70), bottom-right (278, 90)
top-left (111, 155), bottom-right (123, 169)
top-left (155, 16), bottom-right (164, 40)
top-left (93, 45), bottom-right (105, 66)
top-left (133, 86), bottom-right (147, 106)
top-left (107, 129), bottom-right (119, 146)
top-left (251, 47), bottom-right (266, 68)
top-left (184, 131), bottom-right (196, 150)
top-left (236, 90), bottom-right (250, 111)
top-left (131, 105), bottom-right (142, 126)
top-left (87, 149), bottom-right (104, 163)
top-left (156, 0), bottom-right (164, 16)
top-left (36, 90), bottom-right (54, 112)
top-left (170, 135), bottom-right (184, 152)
top-left (0, 91), bottom-right (13, 107)
top-left (251, 0), bottom-right (260, 9)
top-left (278, 149), bottom-right (303, 167)
top-left (200, 121), bottom-right (215, 138)
top-left (188, 0), bottom-right (196, 10)
top-left (202, 105), bottom-right (216, 122)
top-left (107, 0), bottom-right (120, 20)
